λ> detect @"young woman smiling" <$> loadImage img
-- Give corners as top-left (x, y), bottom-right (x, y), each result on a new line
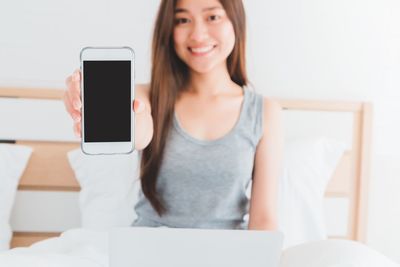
top-left (64, 0), bottom-right (283, 231)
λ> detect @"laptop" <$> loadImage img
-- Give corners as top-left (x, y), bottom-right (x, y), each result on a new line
top-left (110, 227), bottom-right (283, 267)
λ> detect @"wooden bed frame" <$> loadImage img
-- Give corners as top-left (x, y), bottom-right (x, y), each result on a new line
top-left (0, 87), bottom-right (372, 248)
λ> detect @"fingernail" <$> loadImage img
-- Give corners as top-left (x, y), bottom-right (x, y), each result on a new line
top-left (134, 101), bottom-right (144, 113)
top-left (73, 73), bottom-right (79, 81)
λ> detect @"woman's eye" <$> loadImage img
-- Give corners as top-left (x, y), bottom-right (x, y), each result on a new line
top-left (208, 15), bottom-right (221, 22)
top-left (175, 18), bottom-right (190, 25)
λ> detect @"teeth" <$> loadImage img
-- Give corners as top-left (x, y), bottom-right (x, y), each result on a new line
top-left (190, 45), bottom-right (214, 53)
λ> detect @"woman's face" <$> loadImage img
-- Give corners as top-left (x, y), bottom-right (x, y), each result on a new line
top-left (173, 0), bottom-right (236, 74)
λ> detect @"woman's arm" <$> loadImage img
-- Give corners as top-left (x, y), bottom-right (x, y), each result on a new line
top-left (248, 98), bottom-right (284, 230)
top-left (134, 84), bottom-right (154, 151)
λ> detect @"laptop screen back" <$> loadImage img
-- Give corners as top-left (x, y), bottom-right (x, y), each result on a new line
top-left (110, 227), bottom-right (283, 267)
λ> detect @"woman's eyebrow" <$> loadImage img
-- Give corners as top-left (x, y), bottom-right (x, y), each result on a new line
top-left (174, 8), bottom-right (188, 14)
top-left (203, 6), bottom-right (223, 12)
top-left (174, 6), bottom-right (223, 14)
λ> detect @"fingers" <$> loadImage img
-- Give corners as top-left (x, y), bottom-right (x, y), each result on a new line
top-left (71, 69), bottom-right (82, 109)
top-left (65, 69), bottom-right (82, 110)
top-left (63, 91), bottom-right (73, 115)
top-left (66, 85), bottom-right (81, 139)
top-left (133, 99), bottom-right (145, 113)
top-left (63, 91), bottom-right (81, 122)
top-left (73, 122), bottom-right (81, 138)
top-left (64, 70), bottom-right (82, 122)
top-left (64, 69), bottom-right (83, 138)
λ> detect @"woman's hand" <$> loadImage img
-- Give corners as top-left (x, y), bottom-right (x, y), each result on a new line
top-left (63, 69), bottom-right (153, 150)
top-left (63, 69), bottom-right (83, 138)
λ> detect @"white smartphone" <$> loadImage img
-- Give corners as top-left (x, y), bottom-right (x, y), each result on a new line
top-left (80, 47), bottom-right (135, 155)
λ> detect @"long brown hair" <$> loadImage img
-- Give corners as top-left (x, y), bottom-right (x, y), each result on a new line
top-left (140, 0), bottom-right (248, 216)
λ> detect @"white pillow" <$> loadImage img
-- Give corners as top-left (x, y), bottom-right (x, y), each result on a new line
top-left (67, 149), bottom-right (140, 230)
top-left (278, 137), bottom-right (346, 248)
top-left (280, 239), bottom-right (400, 267)
top-left (0, 144), bottom-right (32, 251)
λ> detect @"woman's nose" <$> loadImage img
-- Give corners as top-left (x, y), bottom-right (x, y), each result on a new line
top-left (189, 20), bottom-right (209, 42)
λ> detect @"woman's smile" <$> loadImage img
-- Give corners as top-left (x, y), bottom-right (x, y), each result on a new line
top-left (188, 44), bottom-right (217, 56)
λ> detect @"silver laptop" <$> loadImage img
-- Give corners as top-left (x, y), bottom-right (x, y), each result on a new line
top-left (110, 227), bottom-right (283, 267)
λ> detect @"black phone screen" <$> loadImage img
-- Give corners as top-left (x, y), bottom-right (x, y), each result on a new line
top-left (83, 60), bottom-right (131, 142)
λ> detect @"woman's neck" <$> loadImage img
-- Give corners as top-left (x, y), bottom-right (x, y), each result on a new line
top-left (186, 64), bottom-right (240, 98)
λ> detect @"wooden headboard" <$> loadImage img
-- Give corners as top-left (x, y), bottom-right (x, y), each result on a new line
top-left (0, 87), bottom-right (372, 248)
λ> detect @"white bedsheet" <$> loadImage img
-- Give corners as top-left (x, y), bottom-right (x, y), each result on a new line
top-left (0, 228), bottom-right (398, 267)
top-left (280, 239), bottom-right (399, 267)
top-left (0, 229), bottom-right (107, 267)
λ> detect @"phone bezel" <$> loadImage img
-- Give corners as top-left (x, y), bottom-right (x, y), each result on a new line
top-left (80, 46), bottom-right (135, 155)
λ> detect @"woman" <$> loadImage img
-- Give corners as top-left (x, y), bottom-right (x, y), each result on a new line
top-left (64, 0), bottom-right (283, 230)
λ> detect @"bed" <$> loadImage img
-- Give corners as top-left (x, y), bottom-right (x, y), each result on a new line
top-left (1, 87), bottom-right (398, 267)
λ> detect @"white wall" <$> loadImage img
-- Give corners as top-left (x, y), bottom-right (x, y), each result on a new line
top-left (1, 0), bottom-right (399, 262)
top-left (244, 0), bottom-right (400, 262)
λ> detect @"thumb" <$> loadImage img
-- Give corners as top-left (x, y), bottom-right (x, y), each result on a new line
top-left (133, 99), bottom-right (145, 113)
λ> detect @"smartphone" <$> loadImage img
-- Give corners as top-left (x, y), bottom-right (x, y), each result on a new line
top-left (80, 47), bottom-right (135, 155)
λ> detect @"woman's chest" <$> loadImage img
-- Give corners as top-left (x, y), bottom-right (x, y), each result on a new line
top-left (158, 131), bottom-right (256, 191)
top-left (174, 95), bottom-right (243, 141)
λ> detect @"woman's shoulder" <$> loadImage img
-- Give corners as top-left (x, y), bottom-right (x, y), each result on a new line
top-left (260, 97), bottom-right (282, 140)
top-left (244, 88), bottom-right (282, 146)
top-left (244, 86), bottom-right (282, 134)
top-left (243, 86), bottom-right (281, 112)
top-left (244, 86), bottom-right (281, 111)
top-left (262, 97), bottom-right (282, 113)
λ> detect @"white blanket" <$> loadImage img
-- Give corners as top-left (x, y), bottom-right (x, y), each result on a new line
top-left (281, 239), bottom-right (399, 267)
top-left (0, 228), bottom-right (398, 267)
top-left (0, 229), bottom-right (107, 267)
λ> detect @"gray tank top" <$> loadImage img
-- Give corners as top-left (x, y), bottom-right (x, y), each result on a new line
top-left (133, 86), bottom-right (264, 229)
